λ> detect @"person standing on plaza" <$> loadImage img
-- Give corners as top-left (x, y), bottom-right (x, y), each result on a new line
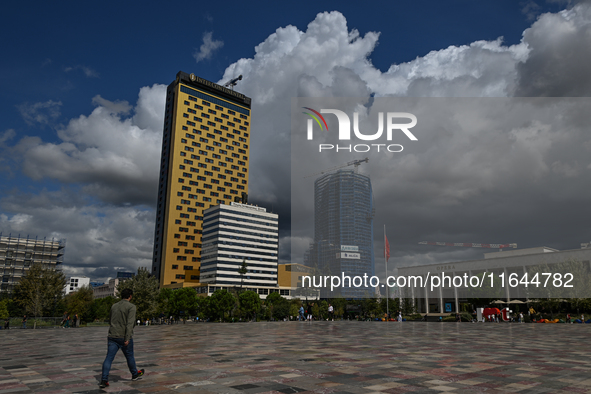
top-left (299, 305), bottom-right (305, 321)
top-left (328, 304), bottom-right (334, 321)
top-left (99, 288), bottom-right (144, 388)
top-left (4, 318), bottom-right (9, 330)
top-left (307, 303), bottom-right (313, 322)
top-left (21, 315), bottom-right (27, 329)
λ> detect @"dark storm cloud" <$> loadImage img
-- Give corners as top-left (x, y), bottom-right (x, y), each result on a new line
top-left (516, 2), bottom-right (591, 96)
top-left (290, 97), bottom-right (591, 276)
top-left (0, 188), bottom-right (155, 280)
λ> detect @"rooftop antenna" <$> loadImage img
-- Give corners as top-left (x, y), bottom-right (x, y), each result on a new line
top-left (224, 75), bottom-right (243, 91)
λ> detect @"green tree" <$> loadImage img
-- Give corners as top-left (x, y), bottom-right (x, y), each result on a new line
top-left (158, 288), bottom-right (175, 316)
top-left (289, 299), bottom-right (300, 319)
top-left (116, 267), bottom-right (159, 319)
top-left (208, 289), bottom-right (236, 321)
top-left (265, 292), bottom-right (282, 305)
top-left (273, 298), bottom-right (290, 320)
top-left (65, 285), bottom-right (94, 321)
top-left (368, 297), bottom-right (383, 318)
top-left (329, 297), bottom-right (346, 319)
top-left (238, 290), bottom-right (261, 320)
top-left (265, 292), bottom-right (290, 320)
top-left (171, 287), bottom-right (199, 317)
top-left (318, 300), bottom-right (329, 320)
top-left (87, 296), bottom-right (118, 321)
top-left (238, 259), bottom-right (248, 292)
top-left (0, 298), bottom-right (9, 319)
top-left (401, 298), bottom-right (416, 316)
top-left (12, 263), bottom-right (66, 327)
top-left (196, 296), bottom-right (210, 320)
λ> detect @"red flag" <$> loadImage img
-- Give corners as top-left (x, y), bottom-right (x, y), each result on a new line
top-left (385, 236), bottom-right (390, 262)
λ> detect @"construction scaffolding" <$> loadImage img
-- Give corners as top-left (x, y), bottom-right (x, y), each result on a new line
top-left (0, 233), bottom-right (66, 294)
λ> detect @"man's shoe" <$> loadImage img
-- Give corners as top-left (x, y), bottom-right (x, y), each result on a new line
top-left (132, 369), bottom-right (145, 381)
top-left (99, 380), bottom-right (109, 388)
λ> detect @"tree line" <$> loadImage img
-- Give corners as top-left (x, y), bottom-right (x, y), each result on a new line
top-left (1, 265), bottom-right (420, 323)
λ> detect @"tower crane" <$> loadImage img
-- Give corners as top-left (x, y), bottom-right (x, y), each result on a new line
top-left (303, 157), bottom-right (369, 179)
top-left (418, 241), bottom-right (517, 252)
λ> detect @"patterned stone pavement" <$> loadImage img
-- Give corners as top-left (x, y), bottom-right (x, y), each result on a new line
top-left (1, 321), bottom-right (591, 393)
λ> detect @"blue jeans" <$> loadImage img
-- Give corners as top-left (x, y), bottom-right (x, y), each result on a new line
top-left (101, 337), bottom-right (138, 381)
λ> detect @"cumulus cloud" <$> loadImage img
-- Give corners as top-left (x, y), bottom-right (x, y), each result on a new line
top-left (4, 6), bottom-right (591, 278)
top-left (516, 2), bottom-right (591, 96)
top-left (17, 100), bottom-right (62, 126)
top-left (193, 32), bottom-right (224, 63)
top-left (215, 9), bottom-right (591, 267)
top-left (64, 65), bottom-right (99, 78)
top-left (91, 95), bottom-right (132, 114)
top-left (16, 85), bottom-right (166, 206)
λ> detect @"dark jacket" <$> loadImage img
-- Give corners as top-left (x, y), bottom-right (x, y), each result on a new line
top-left (108, 299), bottom-right (136, 342)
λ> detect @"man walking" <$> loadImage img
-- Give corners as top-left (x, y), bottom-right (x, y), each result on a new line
top-left (99, 288), bottom-right (144, 388)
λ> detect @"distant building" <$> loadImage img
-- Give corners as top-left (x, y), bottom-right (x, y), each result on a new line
top-left (398, 245), bottom-right (591, 314)
top-left (116, 271), bottom-right (134, 279)
top-left (65, 276), bottom-right (90, 295)
top-left (278, 263), bottom-right (318, 299)
top-left (93, 278), bottom-right (120, 299)
top-left (305, 170), bottom-right (375, 298)
top-left (0, 234), bottom-right (66, 295)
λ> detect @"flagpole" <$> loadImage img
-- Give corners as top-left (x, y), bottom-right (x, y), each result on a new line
top-left (385, 224), bottom-right (389, 320)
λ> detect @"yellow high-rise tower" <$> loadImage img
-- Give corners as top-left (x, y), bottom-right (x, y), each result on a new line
top-left (152, 71), bottom-right (251, 288)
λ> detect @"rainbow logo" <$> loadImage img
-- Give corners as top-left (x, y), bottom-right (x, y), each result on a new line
top-left (302, 107), bottom-right (328, 131)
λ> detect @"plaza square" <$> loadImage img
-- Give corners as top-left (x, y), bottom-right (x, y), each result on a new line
top-left (1, 322), bottom-right (591, 393)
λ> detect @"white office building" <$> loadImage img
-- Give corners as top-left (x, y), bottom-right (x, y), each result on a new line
top-left (65, 276), bottom-right (90, 295)
top-left (93, 278), bottom-right (120, 299)
top-left (200, 202), bottom-right (279, 291)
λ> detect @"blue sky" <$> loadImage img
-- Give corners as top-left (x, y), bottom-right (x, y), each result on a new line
top-left (1, 0), bottom-right (590, 280)
top-left (0, 0), bottom-right (561, 130)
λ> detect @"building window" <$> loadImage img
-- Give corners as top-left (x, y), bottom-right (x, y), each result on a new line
top-left (172, 265), bottom-right (179, 269)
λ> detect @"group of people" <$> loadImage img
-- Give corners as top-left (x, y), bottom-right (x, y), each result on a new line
top-left (60, 312), bottom-right (80, 328)
top-left (297, 303), bottom-right (336, 321)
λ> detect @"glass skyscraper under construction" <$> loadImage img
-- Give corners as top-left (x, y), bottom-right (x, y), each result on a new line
top-left (305, 169), bottom-right (375, 298)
